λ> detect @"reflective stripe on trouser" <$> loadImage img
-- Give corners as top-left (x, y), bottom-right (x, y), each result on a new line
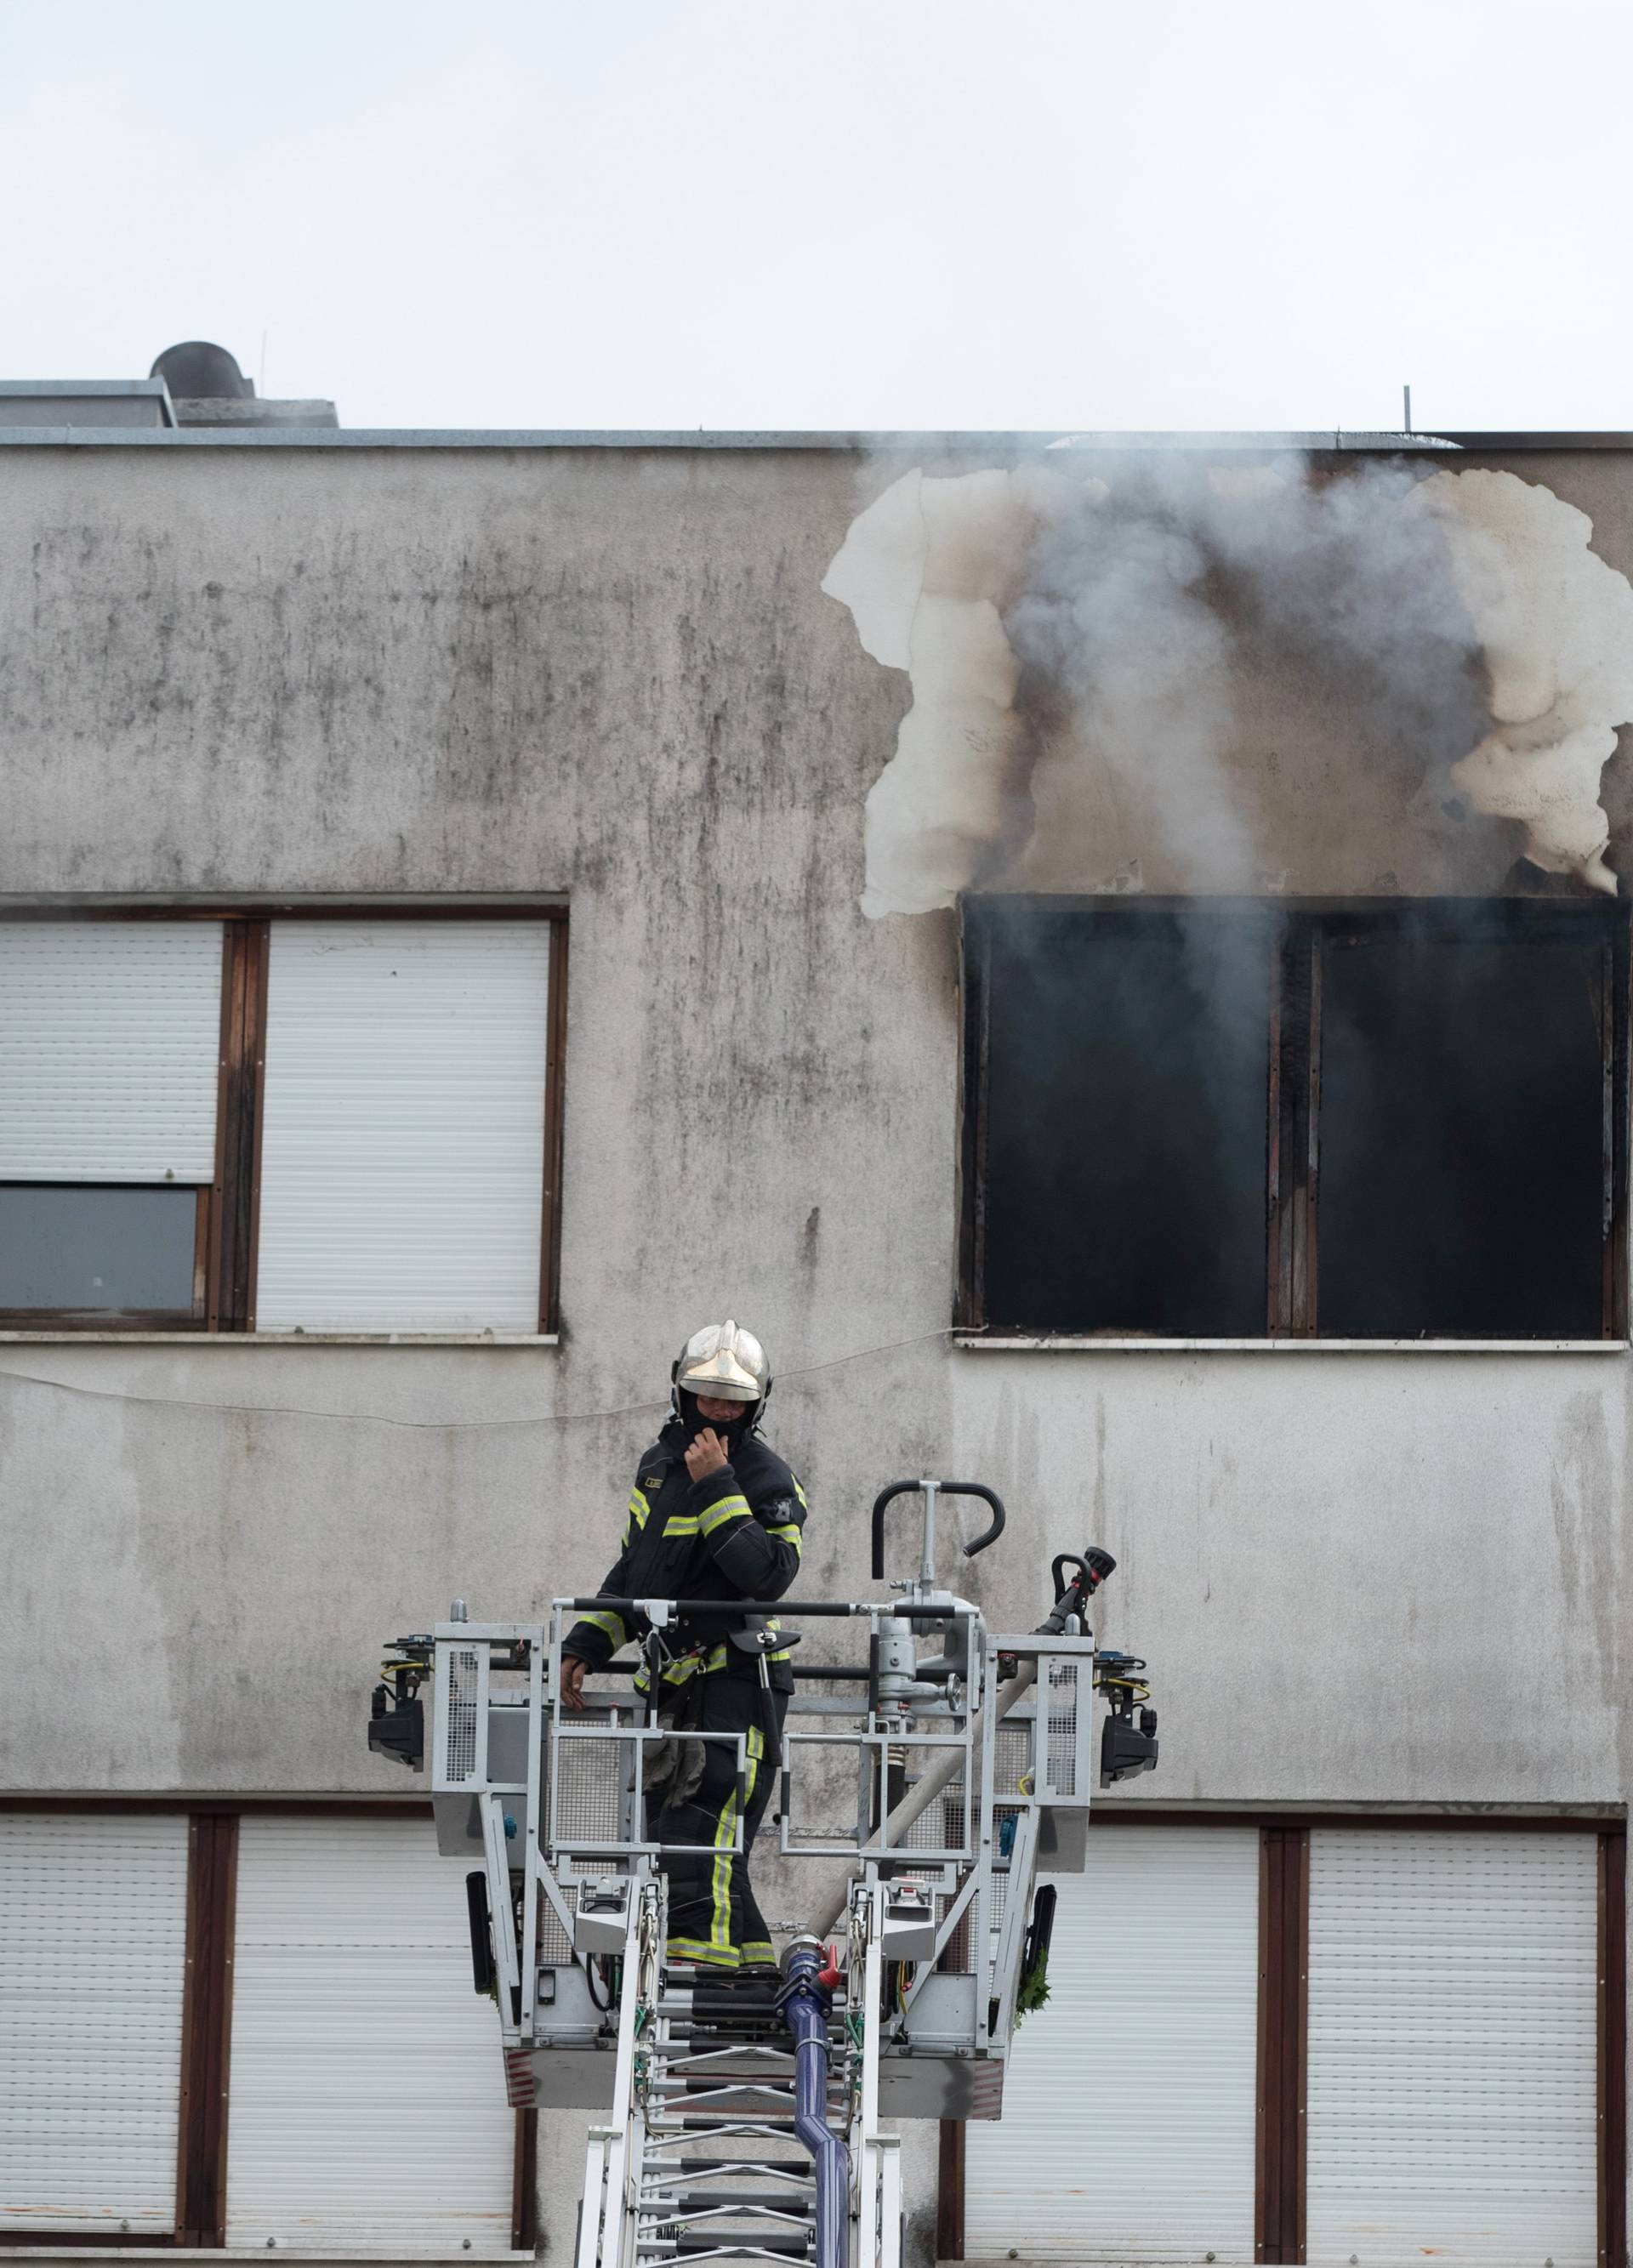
top-left (654, 1671), bottom-right (788, 1970)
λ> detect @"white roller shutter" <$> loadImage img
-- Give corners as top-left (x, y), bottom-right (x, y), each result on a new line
top-left (226, 1816), bottom-right (515, 2252)
top-left (255, 923), bottom-right (550, 1332)
top-left (0, 1812), bottom-right (188, 2233)
top-left (1306, 1827), bottom-right (1599, 2268)
top-left (966, 1824), bottom-right (1260, 2262)
top-left (0, 922), bottom-right (221, 1180)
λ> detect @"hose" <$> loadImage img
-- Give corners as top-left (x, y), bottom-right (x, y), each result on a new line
top-left (778, 1938), bottom-right (846, 2268)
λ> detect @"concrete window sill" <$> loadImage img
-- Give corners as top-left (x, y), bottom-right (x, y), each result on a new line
top-left (0, 1332), bottom-right (560, 1348)
top-left (956, 1333), bottom-right (1629, 1355)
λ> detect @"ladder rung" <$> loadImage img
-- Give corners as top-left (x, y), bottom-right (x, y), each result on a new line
top-left (640, 2156), bottom-right (812, 2174)
top-left (648, 2104), bottom-right (803, 2123)
top-left (641, 2203), bottom-right (813, 2221)
top-left (639, 2240), bottom-right (811, 2260)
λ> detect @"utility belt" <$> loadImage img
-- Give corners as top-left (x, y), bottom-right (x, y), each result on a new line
top-left (631, 1619), bottom-right (792, 1697)
top-left (634, 1617), bottom-right (796, 1816)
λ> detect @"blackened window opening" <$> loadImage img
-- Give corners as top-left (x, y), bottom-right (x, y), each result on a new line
top-left (973, 907), bottom-right (1273, 1338)
top-left (961, 898), bottom-right (1630, 1342)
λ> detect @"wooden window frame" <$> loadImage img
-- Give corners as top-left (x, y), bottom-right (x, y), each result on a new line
top-left (0, 1796), bottom-right (536, 2254)
top-left (1256, 1824), bottom-right (1308, 2265)
top-left (959, 895), bottom-right (1631, 1342)
top-left (0, 904), bottom-right (567, 1337)
top-left (941, 1810), bottom-right (1626, 2268)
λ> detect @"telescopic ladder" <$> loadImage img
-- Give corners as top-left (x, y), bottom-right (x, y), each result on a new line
top-left (368, 1478), bottom-right (1159, 2268)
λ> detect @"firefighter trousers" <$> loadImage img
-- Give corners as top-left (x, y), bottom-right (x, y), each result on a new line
top-left (652, 1669), bottom-right (788, 1970)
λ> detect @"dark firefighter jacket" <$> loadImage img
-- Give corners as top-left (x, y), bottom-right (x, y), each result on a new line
top-left (561, 1422), bottom-right (807, 1693)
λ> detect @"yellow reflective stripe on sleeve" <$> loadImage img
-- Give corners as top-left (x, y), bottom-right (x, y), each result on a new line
top-left (663, 1515), bottom-right (702, 1537)
top-left (623, 1487), bottom-right (651, 1544)
top-left (699, 1492), bottom-right (752, 1536)
top-left (768, 1522), bottom-right (803, 1555)
top-left (578, 1608), bottom-right (627, 1646)
top-left (791, 1474), bottom-right (808, 1509)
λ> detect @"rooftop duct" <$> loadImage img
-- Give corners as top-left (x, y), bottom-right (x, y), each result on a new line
top-left (150, 341), bottom-right (253, 400)
top-left (149, 339), bottom-right (338, 429)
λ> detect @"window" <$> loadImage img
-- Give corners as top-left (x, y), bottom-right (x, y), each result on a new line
top-left (0, 1814), bottom-right (190, 2236)
top-left (226, 1816), bottom-right (517, 2250)
top-left (964, 1822), bottom-right (1261, 2261)
top-left (959, 899), bottom-right (1629, 1341)
top-left (956, 1817), bottom-right (1622, 2268)
top-left (0, 1805), bottom-right (534, 2254)
top-left (0, 924), bottom-right (221, 1326)
top-left (0, 911), bottom-right (566, 1333)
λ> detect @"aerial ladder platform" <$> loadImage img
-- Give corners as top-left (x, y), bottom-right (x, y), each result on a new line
top-left (370, 1480), bottom-right (1159, 2268)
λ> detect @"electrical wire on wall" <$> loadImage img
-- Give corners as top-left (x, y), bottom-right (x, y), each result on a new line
top-left (0, 1325), bottom-right (957, 1434)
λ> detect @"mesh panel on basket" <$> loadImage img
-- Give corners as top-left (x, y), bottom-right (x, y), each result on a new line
top-left (445, 1648), bottom-right (480, 1782)
top-left (536, 1881), bottom-right (578, 1968)
top-left (940, 1888), bottom-right (974, 1974)
top-left (993, 1719), bottom-right (1031, 1798)
top-left (941, 1865), bottom-right (1013, 1980)
top-left (549, 1722), bottom-right (630, 1846)
top-left (900, 1779), bottom-right (969, 1855)
top-left (1045, 1659), bottom-right (1079, 1798)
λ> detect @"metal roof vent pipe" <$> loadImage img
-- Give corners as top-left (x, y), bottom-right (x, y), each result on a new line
top-left (150, 341), bottom-right (253, 400)
top-left (149, 340), bottom-right (339, 429)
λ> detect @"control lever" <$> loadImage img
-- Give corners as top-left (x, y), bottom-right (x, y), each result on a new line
top-left (870, 1479), bottom-right (1006, 1582)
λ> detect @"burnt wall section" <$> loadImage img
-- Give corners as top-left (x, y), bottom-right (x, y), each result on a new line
top-left (826, 452), bottom-right (1633, 912)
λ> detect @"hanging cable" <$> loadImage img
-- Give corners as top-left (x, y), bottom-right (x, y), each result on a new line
top-left (0, 1326), bottom-right (955, 1435)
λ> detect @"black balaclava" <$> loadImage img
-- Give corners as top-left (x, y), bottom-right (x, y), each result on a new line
top-left (676, 1390), bottom-right (754, 1454)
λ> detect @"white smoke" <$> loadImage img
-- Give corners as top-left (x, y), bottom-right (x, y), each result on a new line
top-left (824, 468), bottom-right (1033, 917)
top-left (1410, 469), bottom-right (1633, 895)
top-left (822, 458), bottom-right (1633, 913)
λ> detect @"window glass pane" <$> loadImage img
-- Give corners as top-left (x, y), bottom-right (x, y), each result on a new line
top-left (977, 907), bottom-right (1272, 1336)
top-left (1317, 923), bottom-right (1608, 1338)
top-left (0, 1185), bottom-right (197, 1313)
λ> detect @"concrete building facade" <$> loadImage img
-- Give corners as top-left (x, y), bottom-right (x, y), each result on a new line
top-left (2, 421), bottom-right (1630, 2268)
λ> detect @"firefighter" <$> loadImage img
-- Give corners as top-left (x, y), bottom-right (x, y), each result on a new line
top-left (558, 1321), bottom-right (806, 1973)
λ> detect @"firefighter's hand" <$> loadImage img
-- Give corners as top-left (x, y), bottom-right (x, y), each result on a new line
top-left (686, 1428), bottom-right (731, 1482)
top-left (559, 1656), bottom-right (587, 1712)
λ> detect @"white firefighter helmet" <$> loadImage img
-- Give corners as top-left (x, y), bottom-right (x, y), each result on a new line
top-left (672, 1319), bottom-right (771, 1423)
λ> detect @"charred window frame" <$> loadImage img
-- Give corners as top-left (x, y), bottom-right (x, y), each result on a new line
top-left (959, 896), bottom-right (1630, 1343)
top-left (0, 907), bottom-right (568, 1336)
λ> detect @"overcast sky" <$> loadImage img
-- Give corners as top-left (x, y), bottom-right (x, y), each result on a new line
top-left (3, 0), bottom-right (1629, 435)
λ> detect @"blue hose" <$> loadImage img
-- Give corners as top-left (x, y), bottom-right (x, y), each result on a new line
top-left (779, 1939), bottom-right (847, 2268)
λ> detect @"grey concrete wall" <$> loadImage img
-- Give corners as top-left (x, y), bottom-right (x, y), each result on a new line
top-left (2, 440), bottom-right (1630, 2253)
